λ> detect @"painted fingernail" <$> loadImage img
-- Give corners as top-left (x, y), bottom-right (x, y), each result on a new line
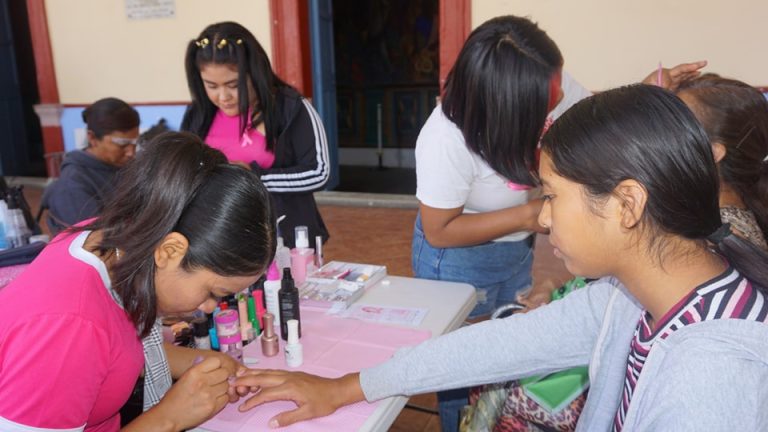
top-left (269, 418), bottom-right (280, 428)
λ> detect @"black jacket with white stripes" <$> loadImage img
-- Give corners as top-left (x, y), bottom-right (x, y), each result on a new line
top-left (183, 87), bottom-right (330, 249)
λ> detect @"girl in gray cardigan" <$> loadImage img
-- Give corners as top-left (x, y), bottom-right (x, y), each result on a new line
top-left (234, 85), bottom-right (768, 431)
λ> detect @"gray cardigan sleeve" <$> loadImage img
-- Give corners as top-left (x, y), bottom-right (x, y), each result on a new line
top-left (359, 278), bottom-right (618, 401)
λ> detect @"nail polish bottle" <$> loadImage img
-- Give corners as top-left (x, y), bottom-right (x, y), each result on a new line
top-left (284, 319), bottom-right (303, 368)
top-left (260, 312), bottom-right (279, 357)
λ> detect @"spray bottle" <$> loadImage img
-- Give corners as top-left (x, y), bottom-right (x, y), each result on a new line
top-left (278, 268), bottom-right (301, 341)
top-left (290, 226), bottom-right (314, 284)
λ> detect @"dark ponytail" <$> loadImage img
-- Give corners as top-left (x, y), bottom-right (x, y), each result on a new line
top-left (76, 131), bottom-right (276, 337)
top-left (541, 84), bottom-right (768, 290)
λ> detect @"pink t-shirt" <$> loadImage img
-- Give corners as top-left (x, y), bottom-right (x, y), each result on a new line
top-left (0, 230), bottom-right (144, 432)
top-left (205, 110), bottom-right (275, 169)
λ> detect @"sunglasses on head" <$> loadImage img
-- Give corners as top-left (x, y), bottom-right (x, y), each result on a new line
top-left (109, 136), bottom-right (139, 147)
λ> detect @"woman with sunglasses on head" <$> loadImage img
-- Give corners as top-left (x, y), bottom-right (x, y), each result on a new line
top-left (43, 97), bottom-right (139, 233)
top-left (182, 22), bottom-right (330, 249)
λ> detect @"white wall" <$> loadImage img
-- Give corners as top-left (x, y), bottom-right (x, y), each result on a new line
top-left (473, 0), bottom-right (768, 90)
top-left (45, 0), bottom-right (272, 104)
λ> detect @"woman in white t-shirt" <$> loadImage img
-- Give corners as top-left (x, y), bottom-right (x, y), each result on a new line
top-left (413, 16), bottom-right (589, 321)
top-left (411, 18), bottom-right (587, 429)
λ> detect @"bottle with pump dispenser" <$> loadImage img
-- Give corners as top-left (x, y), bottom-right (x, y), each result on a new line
top-left (264, 262), bottom-right (282, 329)
top-left (278, 268), bottom-right (301, 341)
top-left (274, 236), bottom-right (291, 276)
top-left (290, 226), bottom-right (314, 284)
top-left (284, 319), bottom-right (303, 367)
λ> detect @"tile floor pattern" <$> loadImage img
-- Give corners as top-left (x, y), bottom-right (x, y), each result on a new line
top-left (24, 185), bottom-right (441, 431)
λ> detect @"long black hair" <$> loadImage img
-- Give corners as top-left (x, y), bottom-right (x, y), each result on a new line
top-left (541, 84), bottom-right (768, 289)
top-left (77, 131), bottom-right (276, 337)
top-left (82, 97), bottom-right (139, 139)
top-left (676, 74), bottom-right (768, 241)
top-left (442, 15), bottom-right (563, 186)
top-left (182, 21), bottom-right (289, 152)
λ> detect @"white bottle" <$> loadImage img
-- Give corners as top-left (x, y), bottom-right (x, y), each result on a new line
top-left (274, 236), bottom-right (291, 276)
top-left (284, 319), bottom-right (303, 368)
top-left (263, 262), bottom-right (282, 329)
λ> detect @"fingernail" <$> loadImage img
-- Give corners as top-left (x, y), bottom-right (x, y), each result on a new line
top-left (269, 418), bottom-right (279, 428)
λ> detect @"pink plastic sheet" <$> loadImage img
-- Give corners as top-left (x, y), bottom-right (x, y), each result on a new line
top-left (200, 307), bottom-right (431, 432)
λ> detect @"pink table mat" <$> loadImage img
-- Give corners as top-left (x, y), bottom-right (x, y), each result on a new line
top-left (200, 307), bottom-right (431, 432)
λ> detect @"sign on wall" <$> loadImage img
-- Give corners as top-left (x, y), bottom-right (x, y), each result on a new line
top-left (125, 0), bottom-right (175, 20)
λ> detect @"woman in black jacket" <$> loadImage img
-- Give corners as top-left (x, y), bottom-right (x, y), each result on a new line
top-left (182, 21), bottom-right (329, 248)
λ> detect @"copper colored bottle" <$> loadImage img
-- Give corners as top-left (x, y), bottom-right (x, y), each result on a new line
top-left (261, 313), bottom-right (279, 357)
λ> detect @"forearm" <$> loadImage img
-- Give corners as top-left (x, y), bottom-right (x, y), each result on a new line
top-left (424, 203), bottom-right (539, 248)
top-left (335, 373), bottom-right (366, 407)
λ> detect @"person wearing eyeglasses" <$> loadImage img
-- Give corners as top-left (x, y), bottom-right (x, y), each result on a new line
top-left (42, 97), bottom-right (140, 233)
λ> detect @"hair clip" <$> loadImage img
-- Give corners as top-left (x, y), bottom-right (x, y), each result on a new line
top-left (236, 39), bottom-right (243, 45)
top-left (217, 39), bottom-right (228, 49)
top-left (734, 125), bottom-right (755, 149)
top-left (195, 37), bottom-right (210, 48)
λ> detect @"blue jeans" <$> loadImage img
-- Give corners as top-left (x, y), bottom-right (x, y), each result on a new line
top-left (412, 214), bottom-right (534, 319)
top-left (412, 214), bottom-right (534, 432)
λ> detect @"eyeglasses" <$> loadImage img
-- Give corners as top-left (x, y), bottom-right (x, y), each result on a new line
top-left (109, 136), bottom-right (139, 147)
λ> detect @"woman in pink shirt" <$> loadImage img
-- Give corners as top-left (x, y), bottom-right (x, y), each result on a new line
top-left (0, 132), bottom-right (276, 431)
top-left (182, 22), bottom-right (330, 249)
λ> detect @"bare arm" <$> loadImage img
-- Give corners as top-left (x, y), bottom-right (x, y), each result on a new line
top-left (420, 200), bottom-right (546, 248)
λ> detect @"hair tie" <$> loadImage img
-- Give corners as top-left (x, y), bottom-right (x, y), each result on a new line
top-left (706, 223), bottom-right (732, 244)
top-left (195, 37), bottom-right (210, 48)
